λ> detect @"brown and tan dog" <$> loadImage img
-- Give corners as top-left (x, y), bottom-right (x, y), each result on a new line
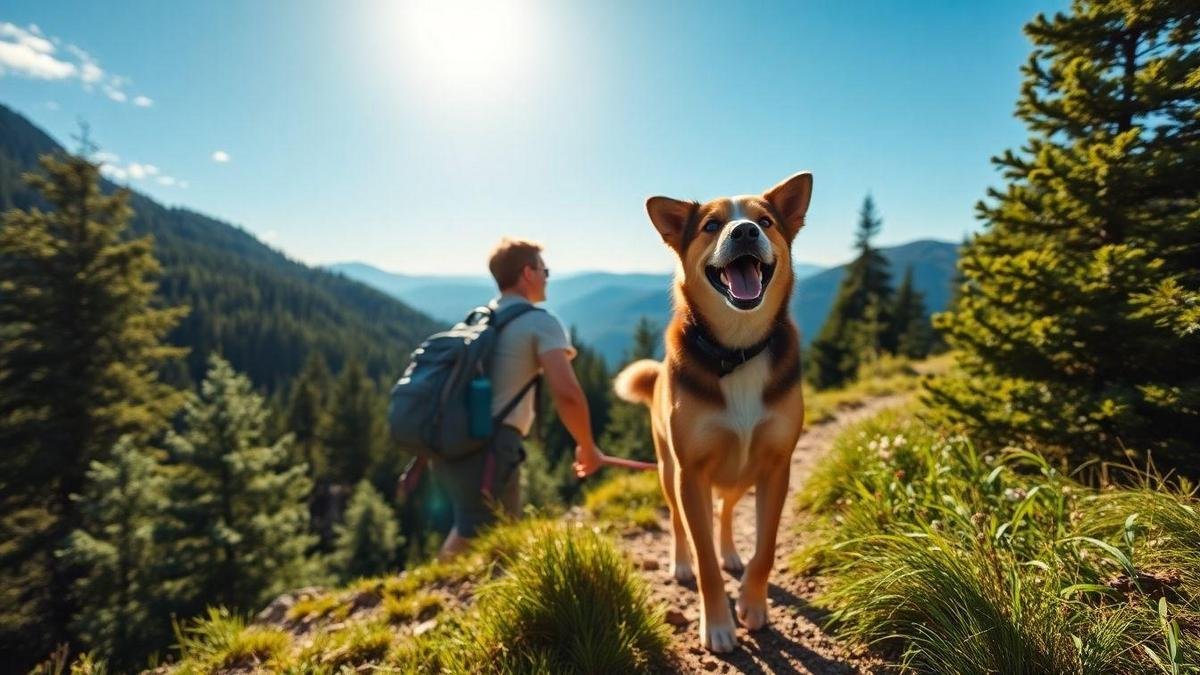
top-left (614, 172), bottom-right (812, 653)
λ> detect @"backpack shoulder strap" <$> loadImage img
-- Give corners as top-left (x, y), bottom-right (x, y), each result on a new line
top-left (491, 302), bottom-right (544, 332)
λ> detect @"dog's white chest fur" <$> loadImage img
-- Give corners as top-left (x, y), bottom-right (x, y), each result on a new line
top-left (715, 352), bottom-right (771, 468)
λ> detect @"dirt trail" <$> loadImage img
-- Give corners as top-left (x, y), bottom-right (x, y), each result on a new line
top-left (621, 394), bottom-right (908, 674)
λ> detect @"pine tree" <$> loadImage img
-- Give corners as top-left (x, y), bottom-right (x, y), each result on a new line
top-left (927, 1), bottom-right (1200, 472)
top-left (601, 317), bottom-right (660, 462)
top-left (0, 151), bottom-right (186, 663)
top-left (287, 351), bottom-right (332, 479)
top-left (59, 438), bottom-right (170, 669)
top-left (891, 266), bottom-right (934, 359)
top-left (807, 195), bottom-right (895, 389)
top-left (157, 355), bottom-right (319, 617)
top-left (324, 357), bottom-right (386, 489)
top-left (332, 480), bottom-right (402, 582)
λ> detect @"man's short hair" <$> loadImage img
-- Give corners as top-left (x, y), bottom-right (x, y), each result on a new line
top-left (488, 237), bottom-right (543, 289)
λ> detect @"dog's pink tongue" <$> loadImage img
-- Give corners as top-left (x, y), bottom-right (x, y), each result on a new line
top-left (725, 259), bottom-right (762, 300)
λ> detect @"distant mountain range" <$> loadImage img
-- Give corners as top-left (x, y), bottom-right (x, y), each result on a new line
top-left (0, 103), bottom-right (441, 391)
top-left (331, 242), bottom-right (959, 365)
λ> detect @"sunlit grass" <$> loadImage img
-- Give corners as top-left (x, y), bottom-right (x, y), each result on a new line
top-left (171, 608), bottom-right (293, 674)
top-left (794, 409), bottom-right (1200, 673)
top-left (584, 470), bottom-right (664, 530)
top-left (804, 353), bottom-right (952, 425)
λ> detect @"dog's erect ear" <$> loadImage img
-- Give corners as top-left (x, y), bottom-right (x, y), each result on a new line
top-left (763, 172), bottom-right (813, 241)
top-left (646, 196), bottom-right (696, 252)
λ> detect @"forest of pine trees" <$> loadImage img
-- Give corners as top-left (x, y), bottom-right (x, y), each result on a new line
top-left (0, 148), bottom-right (665, 669)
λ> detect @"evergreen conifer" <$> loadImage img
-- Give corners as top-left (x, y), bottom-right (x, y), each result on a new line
top-left (891, 266), bottom-right (934, 359)
top-left (0, 151), bottom-right (186, 662)
top-left (332, 480), bottom-right (401, 582)
top-left (807, 195), bottom-right (895, 388)
top-left (59, 438), bottom-right (171, 668)
top-left (157, 355), bottom-right (319, 616)
top-left (927, 1), bottom-right (1200, 470)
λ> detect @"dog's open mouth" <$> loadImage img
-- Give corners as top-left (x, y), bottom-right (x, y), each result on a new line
top-left (705, 255), bottom-right (775, 310)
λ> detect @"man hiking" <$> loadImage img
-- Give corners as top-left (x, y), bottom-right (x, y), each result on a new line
top-left (432, 237), bottom-right (606, 561)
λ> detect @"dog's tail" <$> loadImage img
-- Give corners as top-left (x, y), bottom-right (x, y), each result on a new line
top-left (614, 359), bottom-right (660, 406)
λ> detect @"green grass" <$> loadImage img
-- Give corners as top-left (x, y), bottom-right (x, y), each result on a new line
top-left (794, 409), bottom-right (1200, 674)
top-left (171, 608), bottom-right (293, 674)
top-left (804, 353), bottom-right (952, 425)
top-left (442, 521), bottom-right (672, 674)
top-left (584, 470), bottom-right (664, 530)
top-left (163, 518), bottom-right (672, 674)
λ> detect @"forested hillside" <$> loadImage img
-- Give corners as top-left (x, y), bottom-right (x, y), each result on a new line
top-left (0, 104), bottom-right (439, 392)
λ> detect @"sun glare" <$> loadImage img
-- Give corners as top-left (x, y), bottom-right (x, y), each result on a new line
top-left (389, 1), bottom-right (542, 102)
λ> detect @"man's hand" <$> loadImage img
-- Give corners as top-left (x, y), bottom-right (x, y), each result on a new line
top-left (573, 444), bottom-right (604, 478)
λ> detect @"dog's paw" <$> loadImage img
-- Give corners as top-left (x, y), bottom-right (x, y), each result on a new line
top-left (721, 551), bottom-right (744, 576)
top-left (736, 595), bottom-right (769, 631)
top-left (671, 561), bottom-right (695, 584)
top-left (700, 617), bottom-right (738, 653)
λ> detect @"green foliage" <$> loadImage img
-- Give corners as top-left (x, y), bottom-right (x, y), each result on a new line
top-left (601, 317), bottom-right (658, 463)
top-left (892, 265), bottom-right (934, 359)
top-left (926, 1), bottom-right (1200, 473)
top-left (157, 354), bottom-right (321, 617)
top-left (58, 438), bottom-right (172, 669)
top-left (325, 357), bottom-right (396, 493)
top-left (0, 150), bottom-right (187, 665)
top-left (797, 410), bottom-right (1200, 673)
top-left (808, 195), bottom-right (896, 389)
top-left (444, 522), bottom-right (671, 674)
top-left (334, 480), bottom-right (402, 582)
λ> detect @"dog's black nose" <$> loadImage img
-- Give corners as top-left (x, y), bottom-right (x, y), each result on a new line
top-left (730, 221), bottom-right (759, 240)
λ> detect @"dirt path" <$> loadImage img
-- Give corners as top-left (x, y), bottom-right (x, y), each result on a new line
top-left (621, 394), bottom-right (908, 674)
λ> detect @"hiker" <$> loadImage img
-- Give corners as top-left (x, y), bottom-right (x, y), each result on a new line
top-left (432, 237), bottom-right (606, 561)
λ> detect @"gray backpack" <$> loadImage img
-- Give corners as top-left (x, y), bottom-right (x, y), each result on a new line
top-left (388, 303), bottom-right (541, 461)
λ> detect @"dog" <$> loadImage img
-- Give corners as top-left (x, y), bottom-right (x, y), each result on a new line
top-left (614, 172), bottom-right (811, 653)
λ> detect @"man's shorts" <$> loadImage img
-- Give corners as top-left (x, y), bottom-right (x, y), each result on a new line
top-left (432, 424), bottom-right (525, 538)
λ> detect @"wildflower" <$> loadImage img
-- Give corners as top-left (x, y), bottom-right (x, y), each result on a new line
top-left (879, 435), bottom-right (891, 450)
top-left (893, 435), bottom-right (907, 447)
top-left (1003, 487), bottom-right (1027, 501)
top-left (878, 448), bottom-right (892, 461)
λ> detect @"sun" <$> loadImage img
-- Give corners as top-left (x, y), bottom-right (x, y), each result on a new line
top-left (388, 1), bottom-right (542, 102)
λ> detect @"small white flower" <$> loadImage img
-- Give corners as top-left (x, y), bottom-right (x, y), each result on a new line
top-left (879, 435), bottom-right (891, 450)
top-left (868, 440), bottom-right (878, 451)
top-left (893, 435), bottom-right (907, 447)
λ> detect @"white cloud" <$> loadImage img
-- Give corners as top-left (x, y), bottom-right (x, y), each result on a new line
top-left (96, 153), bottom-right (183, 188)
top-left (45, 100), bottom-right (59, 110)
top-left (211, 150), bottom-right (230, 163)
top-left (262, 230), bottom-right (280, 243)
top-left (99, 163), bottom-right (127, 181)
top-left (0, 23), bottom-right (76, 79)
top-left (1, 23), bottom-right (149, 105)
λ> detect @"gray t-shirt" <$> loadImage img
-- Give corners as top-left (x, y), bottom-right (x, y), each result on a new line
top-left (489, 293), bottom-right (575, 436)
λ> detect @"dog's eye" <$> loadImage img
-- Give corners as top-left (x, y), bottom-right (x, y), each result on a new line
top-left (758, 217), bottom-right (772, 229)
top-left (703, 219), bottom-right (721, 232)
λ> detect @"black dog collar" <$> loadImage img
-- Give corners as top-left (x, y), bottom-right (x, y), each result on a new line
top-left (682, 315), bottom-right (776, 377)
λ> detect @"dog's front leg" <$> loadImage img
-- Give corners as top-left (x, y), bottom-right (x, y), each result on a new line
top-left (737, 455), bottom-right (791, 630)
top-left (676, 467), bottom-right (737, 652)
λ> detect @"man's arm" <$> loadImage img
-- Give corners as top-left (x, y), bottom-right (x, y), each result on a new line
top-left (537, 348), bottom-right (603, 477)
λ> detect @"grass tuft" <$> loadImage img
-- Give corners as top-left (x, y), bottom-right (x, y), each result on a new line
top-left (445, 521), bottom-right (672, 673)
top-left (171, 607), bottom-right (292, 674)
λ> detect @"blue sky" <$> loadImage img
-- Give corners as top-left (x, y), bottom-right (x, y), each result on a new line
top-left (1, 1), bottom-right (1064, 274)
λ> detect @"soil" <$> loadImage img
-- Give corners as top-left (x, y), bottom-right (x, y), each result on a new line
top-left (622, 394), bottom-right (908, 674)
